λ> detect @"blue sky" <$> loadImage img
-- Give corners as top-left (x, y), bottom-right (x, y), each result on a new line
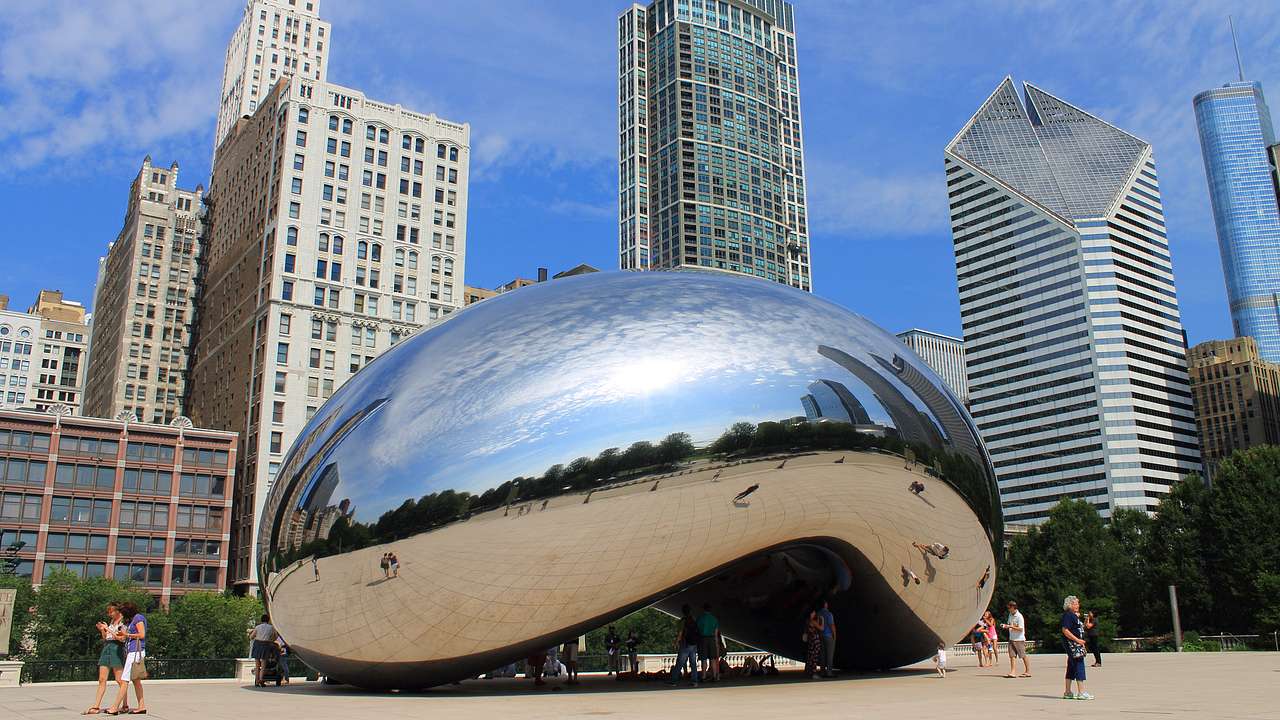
top-left (1, 1), bottom-right (1277, 346)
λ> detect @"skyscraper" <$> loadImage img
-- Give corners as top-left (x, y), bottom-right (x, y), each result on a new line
top-left (214, 0), bottom-right (331, 160)
top-left (617, 0), bottom-right (811, 289)
top-left (1186, 336), bottom-right (1280, 473)
top-left (1193, 80), bottom-right (1280, 361)
top-left (83, 157), bottom-right (205, 424)
top-left (945, 78), bottom-right (1201, 523)
top-left (189, 3), bottom-right (469, 590)
top-left (897, 329), bottom-right (968, 404)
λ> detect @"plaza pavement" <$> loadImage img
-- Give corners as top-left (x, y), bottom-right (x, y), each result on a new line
top-left (1, 651), bottom-right (1275, 720)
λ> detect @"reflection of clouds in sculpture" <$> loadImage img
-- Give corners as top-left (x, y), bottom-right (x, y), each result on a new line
top-left (263, 271), bottom-right (988, 536)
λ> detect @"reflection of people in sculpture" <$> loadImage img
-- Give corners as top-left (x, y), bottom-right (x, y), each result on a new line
top-left (733, 484), bottom-right (760, 503)
top-left (904, 447), bottom-right (916, 469)
top-left (902, 565), bottom-right (921, 585)
top-left (311, 557), bottom-right (319, 582)
top-left (977, 565), bottom-right (991, 590)
top-left (913, 541), bottom-right (950, 560)
top-left (909, 480), bottom-right (925, 496)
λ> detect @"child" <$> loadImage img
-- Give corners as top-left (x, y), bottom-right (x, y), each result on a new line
top-left (934, 641), bottom-right (947, 677)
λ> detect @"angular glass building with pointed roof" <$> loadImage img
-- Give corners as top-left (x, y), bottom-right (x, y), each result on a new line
top-left (1193, 81), bottom-right (1280, 362)
top-left (945, 78), bottom-right (1201, 523)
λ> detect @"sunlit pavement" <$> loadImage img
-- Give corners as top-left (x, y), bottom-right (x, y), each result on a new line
top-left (2, 652), bottom-right (1275, 720)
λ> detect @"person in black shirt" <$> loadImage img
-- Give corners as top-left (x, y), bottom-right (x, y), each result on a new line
top-left (667, 605), bottom-right (700, 687)
top-left (625, 630), bottom-right (639, 675)
top-left (605, 626), bottom-right (621, 675)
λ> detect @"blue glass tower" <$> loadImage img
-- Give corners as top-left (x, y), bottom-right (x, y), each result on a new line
top-left (1193, 81), bottom-right (1280, 361)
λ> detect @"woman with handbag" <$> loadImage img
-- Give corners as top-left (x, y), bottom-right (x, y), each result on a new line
top-left (107, 601), bottom-right (148, 715)
top-left (1060, 595), bottom-right (1093, 701)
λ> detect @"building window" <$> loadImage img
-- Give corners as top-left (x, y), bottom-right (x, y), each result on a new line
top-left (276, 342), bottom-right (289, 365)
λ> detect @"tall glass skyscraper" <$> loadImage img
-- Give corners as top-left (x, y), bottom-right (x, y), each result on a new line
top-left (617, 0), bottom-right (811, 290)
top-left (1193, 81), bottom-right (1280, 361)
top-left (946, 78), bottom-right (1201, 523)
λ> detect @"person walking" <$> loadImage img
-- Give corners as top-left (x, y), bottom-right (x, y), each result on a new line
top-left (605, 626), bottom-right (621, 675)
top-left (697, 604), bottom-right (721, 682)
top-left (311, 557), bottom-right (319, 582)
top-left (625, 630), bottom-right (639, 675)
top-left (84, 603), bottom-right (127, 715)
top-left (1000, 601), bottom-right (1031, 677)
top-left (248, 614), bottom-right (279, 687)
top-left (1085, 611), bottom-right (1102, 667)
top-left (817, 598), bottom-right (837, 678)
top-left (933, 641), bottom-right (947, 678)
top-left (379, 553), bottom-right (390, 578)
top-left (388, 552), bottom-right (400, 578)
top-left (803, 605), bottom-right (824, 679)
top-left (1061, 596), bottom-right (1093, 700)
top-left (667, 605), bottom-right (700, 687)
top-left (107, 601), bottom-right (147, 715)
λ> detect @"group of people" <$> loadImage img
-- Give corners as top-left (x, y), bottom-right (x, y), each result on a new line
top-left (667, 603), bottom-right (727, 686)
top-left (378, 552), bottom-right (400, 579)
top-left (938, 602), bottom-right (1031, 679)
top-left (83, 602), bottom-right (148, 716)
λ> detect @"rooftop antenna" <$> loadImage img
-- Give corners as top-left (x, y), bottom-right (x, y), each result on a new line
top-left (1229, 15), bottom-right (1245, 81)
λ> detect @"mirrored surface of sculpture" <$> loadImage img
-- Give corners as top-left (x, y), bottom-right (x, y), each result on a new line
top-left (259, 271), bottom-right (1002, 689)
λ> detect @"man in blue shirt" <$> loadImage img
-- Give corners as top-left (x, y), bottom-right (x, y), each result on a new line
top-left (817, 598), bottom-right (837, 678)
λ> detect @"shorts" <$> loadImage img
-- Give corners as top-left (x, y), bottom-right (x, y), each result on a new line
top-left (1065, 655), bottom-right (1086, 681)
top-left (1009, 640), bottom-right (1026, 658)
top-left (699, 636), bottom-right (719, 659)
top-left (251, 639), bottom-right (274, 659)
top-left (122, 651), bottom-right (146, 682)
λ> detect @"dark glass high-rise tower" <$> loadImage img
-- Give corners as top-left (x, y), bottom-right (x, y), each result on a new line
top-left (617, 0), bottom-right (811, 290)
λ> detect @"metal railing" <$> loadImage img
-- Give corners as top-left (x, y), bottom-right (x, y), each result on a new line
top-left (20, 658), bottom-right (238, 684)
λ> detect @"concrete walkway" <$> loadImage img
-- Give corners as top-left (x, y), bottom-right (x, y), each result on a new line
top-left (2, 652), bottom-right (1276, 720)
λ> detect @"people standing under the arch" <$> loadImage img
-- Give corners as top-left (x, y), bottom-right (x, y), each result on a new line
top-left (605, 626), bottom-right (621, 676)
top-left (248, 614), bottom-right (279, 688)
top-left (667, 605), bottom-right (700, 687)
top-left (84, 603), bottom-right (127, 715)
top-left (1061, 595), bottom-right (1093, 700)
top-left (107, 601), bottom-right (147, 715)
top-left (803, 605), bottom-right (824, 679)
top-left (1001, 600), bottom-right (1031, 678)
top-left (697, 604), bottom-right (721, 683)
top-left (561, 638), bottom-right (579, 685)
top-left (1085, 611), bottom-right (1102, 667)
top-left (625, 629), bottom-right (639, 675)
top-left (817, 598), bottom-right (837, 678)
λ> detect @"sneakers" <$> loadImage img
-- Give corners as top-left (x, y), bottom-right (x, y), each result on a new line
top-left (1063, 693), bottom-right (1077, 700)
top-left (1077, 692), bottom-right (1095, 700)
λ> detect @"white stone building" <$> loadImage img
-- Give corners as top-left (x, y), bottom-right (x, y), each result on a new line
top-left (0, 292), bottom-right (90, 414)
top-left (83, 157), bottom-right (205, 424)
top-left (190, 70), bottom-right (469, 590)
top-left (214, 0), bottom-right (332, 163)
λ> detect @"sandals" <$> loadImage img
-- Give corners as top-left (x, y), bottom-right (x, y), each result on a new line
top-left (82, 708), bottom-right (102, 715)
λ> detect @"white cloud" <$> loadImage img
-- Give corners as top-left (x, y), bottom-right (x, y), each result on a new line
top-left (0, 0), bottom-right (238, 174)
top-left (807, 162), bottom-right (949, 236)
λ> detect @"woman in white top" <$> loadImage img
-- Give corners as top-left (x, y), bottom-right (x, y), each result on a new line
top-left (247, 614), bottom-right (279, 687)
top-left (84, 603), bottom-right (127, 715)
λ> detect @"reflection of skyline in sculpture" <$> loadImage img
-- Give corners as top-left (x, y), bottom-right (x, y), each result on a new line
top-left (802, 379), bottom-right (872, 425)
top-left (817, 345), bottom-right (946, 449)
top-left (257, 271), bottom-right (1001, 690)
top-left (871, 352), bottom-right (985, 467)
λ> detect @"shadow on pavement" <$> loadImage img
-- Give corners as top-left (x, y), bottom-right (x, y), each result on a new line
top-left (242, 668), bottom-right (941, 698)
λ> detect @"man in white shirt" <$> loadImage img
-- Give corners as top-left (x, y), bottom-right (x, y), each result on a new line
top-left (1001, 600), bottom-right (1031, 677)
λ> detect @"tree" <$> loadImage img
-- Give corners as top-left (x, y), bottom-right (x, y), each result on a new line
top-left (161, 592), bottom-right (264, 658)
top-left (996, 500), bottom-right (1123, 647)
top-left (1143, 477), bottom-right (1213, 631)
top-left (0, 575), bottom-right (35, 656)
top-left (28, 571), bottom-right (153, 660)
top-left (657, 432), bottom-right (695, 464)
top-left (710, 422), bottom-right (755, 454)
top-left (1202, 446), bottom-right (1280, 631)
